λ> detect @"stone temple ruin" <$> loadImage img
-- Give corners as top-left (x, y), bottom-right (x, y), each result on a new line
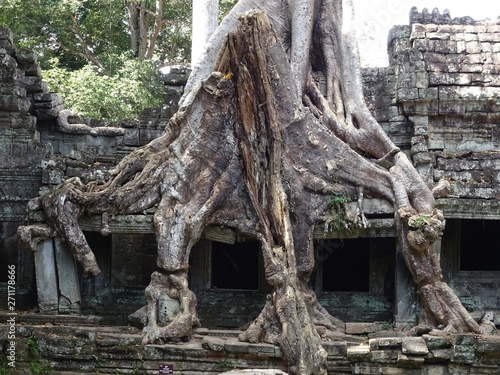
top-left (1, 6), bottom-right (500, 374)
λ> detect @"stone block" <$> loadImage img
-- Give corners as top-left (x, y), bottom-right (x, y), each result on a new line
top-left (410, 31), bottom-right (426, 40)
top-left (322, 341), bottom-right (347, 356)
top-left (0, 26), bottom-right (14, 45)
top-left (419, 87), bottom-right (438, 99)
top-left (0, 95), bottom-right (31, 112)
top-left (224, 338), bottom-right (249, 354)
top-left (164, 85), bottom-right (184, 96)
top-left (423, 335), bottom-right (452, 350)
top-left (413, 151), bottom-right (433, 165)
top-left (492, 43), bottom-right (500, 53)
top-left (345, 322), bottom-right (374, 334)
top-left (0, 50), bottom-right (18, 70)
top-left (427, 348), bottom-right (453, 362)
top-left (401, 337), bottom-right (428, 355)
top-left (122, 128), bottom-right (140, 146)
top-left (431, 40), bottom-right (457, 54)
top-left (397, 88), bottom-right (419, 100)
top-left (22, 75), bottom-right (46, 92)
top-left (0, 83), bottom-right (26, 97)
top-left (347, 345), bottom-right (370, 361)
top-left (159, 65), bottom-right (191, 85)
top-left (412, 38), bottom-right (429, 52)
top-left (451, 345), bottom-right (476, 364)
top-left (370, 349), bottom-right (397, 363)
top-left (438, 101), bottom-right (464, 115)
top-left (459, 64), bottom-right (483, 73)
top-left (466, 41), bottom-right (482, 54)
top-left (34, 239), bottom-right (59, 313)
top-left (377, 337), bottom-right (402, 348)
top-left (476, 340), bottom-right (500, 355)
top-left (248, 342), bottom-right (276, 356)
top-left (397, 353), bottom-right (425, 368)
top-left (33, 92), bottom-right (62, 107)
top-left (426, 32), bottom-right (450, 40)
top-left (416, 71), bottom-right (429, 88)
top-left (369, 338), bottom-right (379, 351)
top-left (35, 104), bottom-right (63, 119)
top-left (453, 334), bottom-right (477, 346)
top-left (430, 72), bottom-right (472, 86)
top-left (478, 33), bottom-right (500, 42)
top-left (202, 337), bottom-right (226, 352)
top-left (139, 128), bottom-right (163, 145)
top-left (15, 49), bottom-right (37, 64)
top-left (20, 63), bottom-right (41, 76)
top-left (54, 238), bottom-right (81, 313)
top-left (456, 40), bottom-right (467, 53)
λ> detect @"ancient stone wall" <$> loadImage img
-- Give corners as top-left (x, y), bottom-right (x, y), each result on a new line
top-left (362, 8), bottom-right (500, 320)
top-left (1, 314), bottom-right (500, 374)
top-left (1, 5), bottom-right (500, 357)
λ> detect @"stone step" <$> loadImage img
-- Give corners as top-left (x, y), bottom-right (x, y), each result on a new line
top-left (0, 312), bottom-right (102, 326)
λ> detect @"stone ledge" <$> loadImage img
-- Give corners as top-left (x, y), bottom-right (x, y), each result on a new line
top-left (0, 312), bottom-right (102, 326)
top-left (3, 321), bottom-right (500, 374)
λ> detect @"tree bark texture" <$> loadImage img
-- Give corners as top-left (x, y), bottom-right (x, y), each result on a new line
top-left (18, 1), bottom-right (488, 374)
top-left (191, 0), bottom-right (219, 67)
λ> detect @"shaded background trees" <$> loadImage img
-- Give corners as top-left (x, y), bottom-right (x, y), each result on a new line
top-left (0, 0), bottom-right (237, 120)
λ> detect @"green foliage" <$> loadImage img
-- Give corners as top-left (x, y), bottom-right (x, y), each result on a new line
top-left (219, 0), bottom-right (239, 21)
top-left (218, 360), bottom-right (236, 370)
top-left (42, 55), bottom-right (163, 121)
top-left (0, 355), bottom-right (11, 375)
top-left (0, 0), bottom-right (129, 69)
top-left (410, 214), bottom-right (432, 229)
top-left (1, 0), bottom-right (241, 121)
top-left (328, 191), bottom-right (351, 209)
top-left (0, 0), bottom-right (237, 68)
top-left (327, 191), bottom-right (351, 231)
top-left (26, 338), bottom-right (50, 375)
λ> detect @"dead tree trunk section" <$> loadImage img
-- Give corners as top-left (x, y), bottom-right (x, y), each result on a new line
top-left (222, 13), bottom-right (328, 374)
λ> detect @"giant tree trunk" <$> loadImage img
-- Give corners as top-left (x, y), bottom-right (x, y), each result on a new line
top-left (19, 1), bottom-right (486, 374)
top-left (191, 0), bottom-right (219, 67)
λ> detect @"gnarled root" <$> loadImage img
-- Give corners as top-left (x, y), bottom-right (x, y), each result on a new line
top-left (418, 281), bottom-right (480, 334)
top-left (142, 271), bottom-right (200, 344)
top-left (239, 286), bottom-right (337, 375)
top-left (17, 224), bottom-right (55, 252)
top-left (406, 209), bottom-right (446, 254)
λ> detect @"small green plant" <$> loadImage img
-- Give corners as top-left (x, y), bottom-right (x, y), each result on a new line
top-left (327, 191), bottom-right (351, 230)
top-left (26, 338), bottom-right (50, 375)
top-left (410, 214), bottom-right (432, 229)
top-left (328, 191), bottom-right (351, 209)
top-left (0, 355), bottom-right (11, 375)
top-left (218, 360), bottom-right (236, 370)
top-left (382, 321), bottom-right (392, 330)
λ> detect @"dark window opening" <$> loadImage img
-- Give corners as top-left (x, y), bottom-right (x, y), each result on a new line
top-left (111, 234), bottom-right (157, 287)
top-left (81, 232), bottom-right (112, 295)
top-left (211, 240), bottom-right (259, 290)
top-left (459, 219), bottom-right (500, 271)
top-left (321, 238), bottom-right (370, 292)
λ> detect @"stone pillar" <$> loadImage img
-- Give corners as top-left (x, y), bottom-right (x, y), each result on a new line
top-left (34, 239), bottom-right (59, 313)
top-left (393, 242), bottom-right (417, 330)
top-left (33, 237), bottom-right (82, 314)
top-left (54, 238), bottom-right (81, 313)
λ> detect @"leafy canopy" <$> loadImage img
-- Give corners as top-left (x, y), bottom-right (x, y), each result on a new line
top-left (0, 0), bottom-right (237, 120)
